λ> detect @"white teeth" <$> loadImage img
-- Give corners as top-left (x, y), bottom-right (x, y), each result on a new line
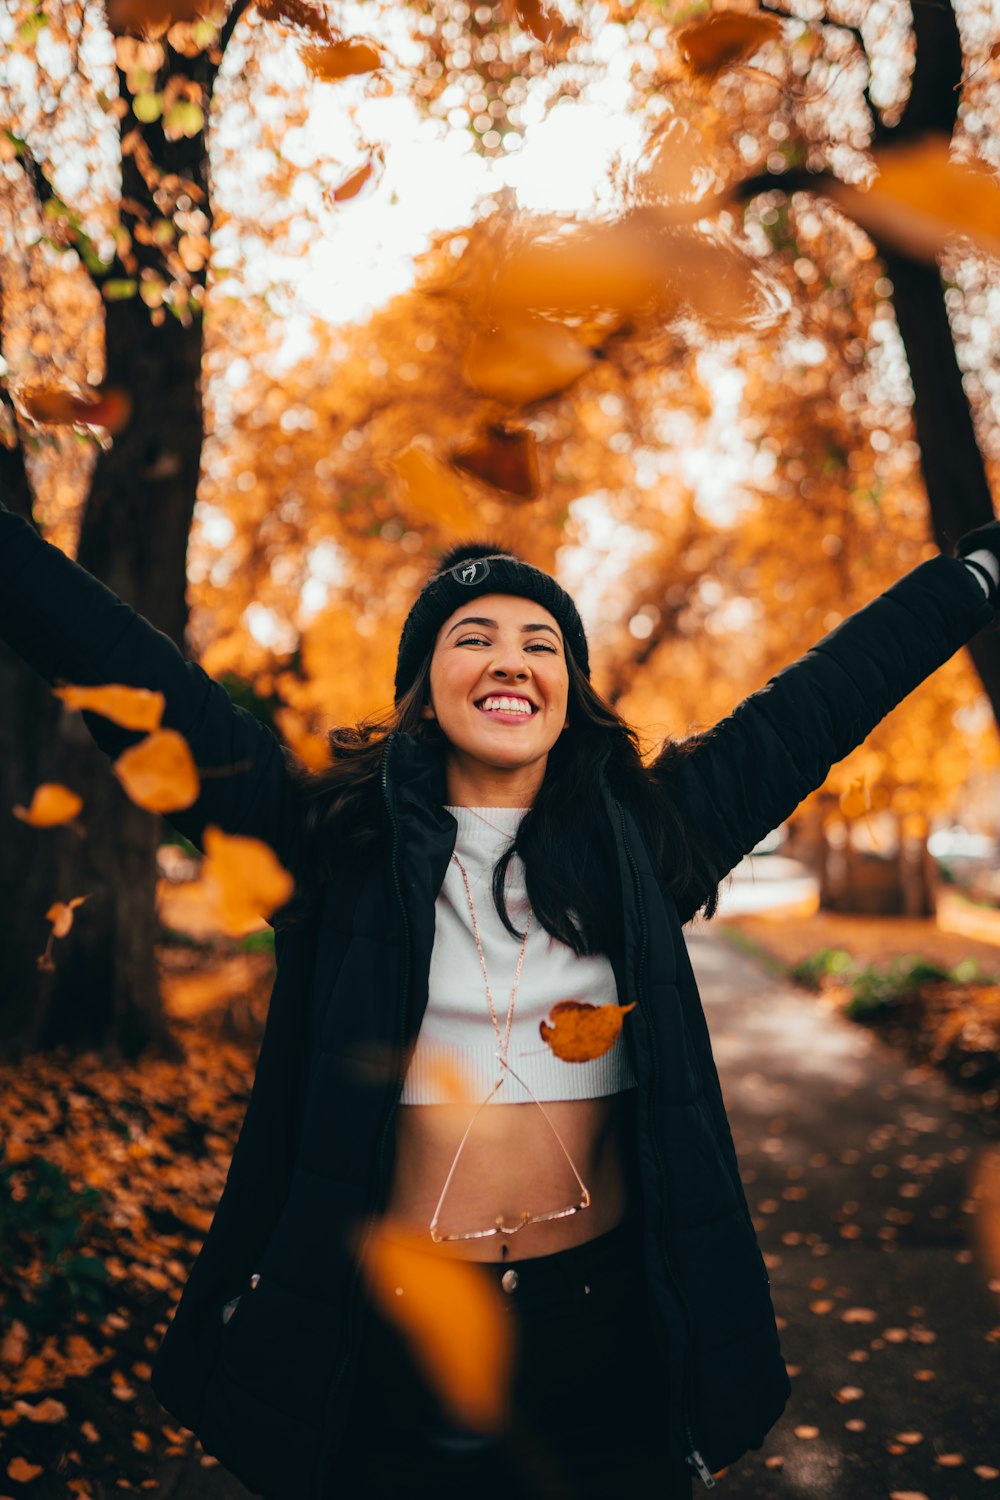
top-left (480, 695), bottom-right (533, 714)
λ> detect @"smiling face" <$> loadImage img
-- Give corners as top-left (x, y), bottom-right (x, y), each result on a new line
top-left (422, 592), bottom-right (571, 805)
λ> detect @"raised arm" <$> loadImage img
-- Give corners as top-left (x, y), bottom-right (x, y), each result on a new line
top-left (652, 539), bottom-right (999, 926)
top-left (0, 499), bottom-right (307, 876)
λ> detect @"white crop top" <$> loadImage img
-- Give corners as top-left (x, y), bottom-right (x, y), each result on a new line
top-left (399, 806), bottom-right (639, 1105)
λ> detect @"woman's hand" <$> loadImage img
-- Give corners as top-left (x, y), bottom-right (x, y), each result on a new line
top-left (956, 520), bottom-right (1000, 604)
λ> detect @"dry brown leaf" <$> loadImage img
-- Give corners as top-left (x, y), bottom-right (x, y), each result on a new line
top-left (828, 134), bottom-right (1000, 265)
top-left (452, 427), bottom-right (539, 499)
top-left (13, 1396), bottom-right (67, 1422)
top-left (54, 683), bottom-right (166, 732)
top-left (504, 0), bottom-right (576, 51)
top-left (13, 783), bottom-right (83, 827)
top-left (301, 37), bottom-right (380, 80)
top-left (362, 1223), bottom-right (513, 1433)
top-left (7, 1457), bottom-right (44, 1482)
top-left (330, 152), bottom-right (383, 203)
top-left (539, 1000), bottom-right (636, 1063)
top-left (113, 729), bottom-right (200, 813)
top-left (46, 896), bottom-right (88, 940)
top-left (463, 316), bottom-right (593, 405)
top-left (16, 384), bottom-right (132, 431)
top-left (389, 441), bottom-right (480, 534)
top-left (200, 826), bottom-right (295, 936)
top-left (676, 10), bottom-right (782, 79)
top-left (105, 0), bottom-right (218, 36)
top-left (255, 0), bottom-right (332, 36)
top-left (487, 222), bottom-right (671, 320)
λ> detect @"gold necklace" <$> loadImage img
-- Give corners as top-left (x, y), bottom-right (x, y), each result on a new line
top-left (427, 852), bottom-right (591, 1243)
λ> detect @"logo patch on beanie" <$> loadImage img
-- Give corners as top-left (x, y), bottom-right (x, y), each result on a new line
top-left (452, 558), bottom-right (491, 586)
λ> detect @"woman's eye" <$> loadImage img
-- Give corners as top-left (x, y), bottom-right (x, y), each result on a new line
top-left (455, 636), bottom-right (557, 652)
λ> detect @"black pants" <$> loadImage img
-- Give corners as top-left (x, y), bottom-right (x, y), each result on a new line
top-left (338, 1212), bottom-right (694, 1499)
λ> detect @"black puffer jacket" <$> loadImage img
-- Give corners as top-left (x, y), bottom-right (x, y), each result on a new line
top-left (0, 498), bottom-right (995, 1495)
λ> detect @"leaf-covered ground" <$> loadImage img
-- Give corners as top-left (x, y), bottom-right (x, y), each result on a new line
top-left (0, 943), bottom-right (274, 1498)
top-left (2, 906), bottom-right (1000, 1497)
top-left (719, 893), bottom-right (1000, 1121)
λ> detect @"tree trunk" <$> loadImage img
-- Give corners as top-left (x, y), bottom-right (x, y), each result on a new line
top-left (0, 300), bottom-right (202, 1060)
top-left (0, 5), bottom-right (252, 1059)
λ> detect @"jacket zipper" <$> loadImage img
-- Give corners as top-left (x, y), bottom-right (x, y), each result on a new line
top-left (322, 736), bottom-right (412, 1459)
top-left (618, 808), bottom-right (715, 1491)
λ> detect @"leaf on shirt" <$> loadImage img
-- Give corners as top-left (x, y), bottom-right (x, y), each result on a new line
top-left (539, 1000), bottom-right (637, 1063)
top-left (54, 683), bottom-right (166, 733)
top-left (112, 729), bottom-right (200, 813)
top-left (13, 783), bottom-right (83, 827)
top-left (361, 1222), bottom-right (514, 1433)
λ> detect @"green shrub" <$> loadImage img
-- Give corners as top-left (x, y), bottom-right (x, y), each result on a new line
top-left (789, 947), bottom-right (855, 989)
top-left (0, 1156), bottom-right (111, 1333)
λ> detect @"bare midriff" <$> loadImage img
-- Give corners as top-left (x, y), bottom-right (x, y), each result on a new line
top-left (383, 1089), bottom-right (639, 1262)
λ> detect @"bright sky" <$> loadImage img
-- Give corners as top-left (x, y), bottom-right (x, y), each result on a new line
top-left (229, 10), bottom-right (646, 330)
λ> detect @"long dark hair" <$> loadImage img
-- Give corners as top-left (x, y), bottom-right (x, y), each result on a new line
top-left (280, 643), bottom-right (723, 951)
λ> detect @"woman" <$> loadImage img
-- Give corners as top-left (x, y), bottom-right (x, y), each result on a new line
top-left (0, 503), bottom-right (998, 1499)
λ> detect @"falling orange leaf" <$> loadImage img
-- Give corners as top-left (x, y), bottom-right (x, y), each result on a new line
top-left (46, 895), bottom-right (88, 940)
top-left (423, 1056), bottom-right (479, 1105)
top-left (329, 151), bottom-right (383, 203)
top-left (539, 1000), bottom-right (636, 1062)
top-left (504, 0), bottom-right (576, 51)
top-left (970, 1145), bottom-right (1000, 1280)
top-left (16, 384), bottom-right (133, 431)
top-left (839, 775), bottom-right (870, 820)
top-left (12, 783), bottom-right (83, 827)
top-left (54, 683), bottom-right (165, 732)
top-left (463, 316), bottom-right (593, 405)
top-left (389, 441), bottom-right (480, 533)
top-left (452, 427), bottom-right (539, 499)
top-left (301, 37), bottom-right (381, 80)
top-left (105, 0), bottom-right (219, 36)
top-left (362, 1223), bottom-right (514, 1433)
top-left (255, 0), bottom-right (333, 36)
top-left (827, 133), bottom-right (1000, 265)
top-left (487, 222), bottom-right (671, 320)
top-left (676, 10), bottom-right (782, 79)
top-left (199, 825), bottom-right (295, 935)
top-left (112, 729), bottom-right (200, 813)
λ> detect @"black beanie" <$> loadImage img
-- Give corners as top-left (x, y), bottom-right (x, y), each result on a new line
top-left (394, 540), bottom-right (591, 703)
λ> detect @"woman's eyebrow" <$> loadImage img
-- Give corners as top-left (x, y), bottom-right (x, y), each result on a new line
top-left (444, 617), bottom-right (561, 639)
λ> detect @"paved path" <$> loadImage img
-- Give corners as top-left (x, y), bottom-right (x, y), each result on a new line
top-left (153, 929), bottom-right (1000, 1499)
top-left (689, 926), bottom-right (1000, 1499)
